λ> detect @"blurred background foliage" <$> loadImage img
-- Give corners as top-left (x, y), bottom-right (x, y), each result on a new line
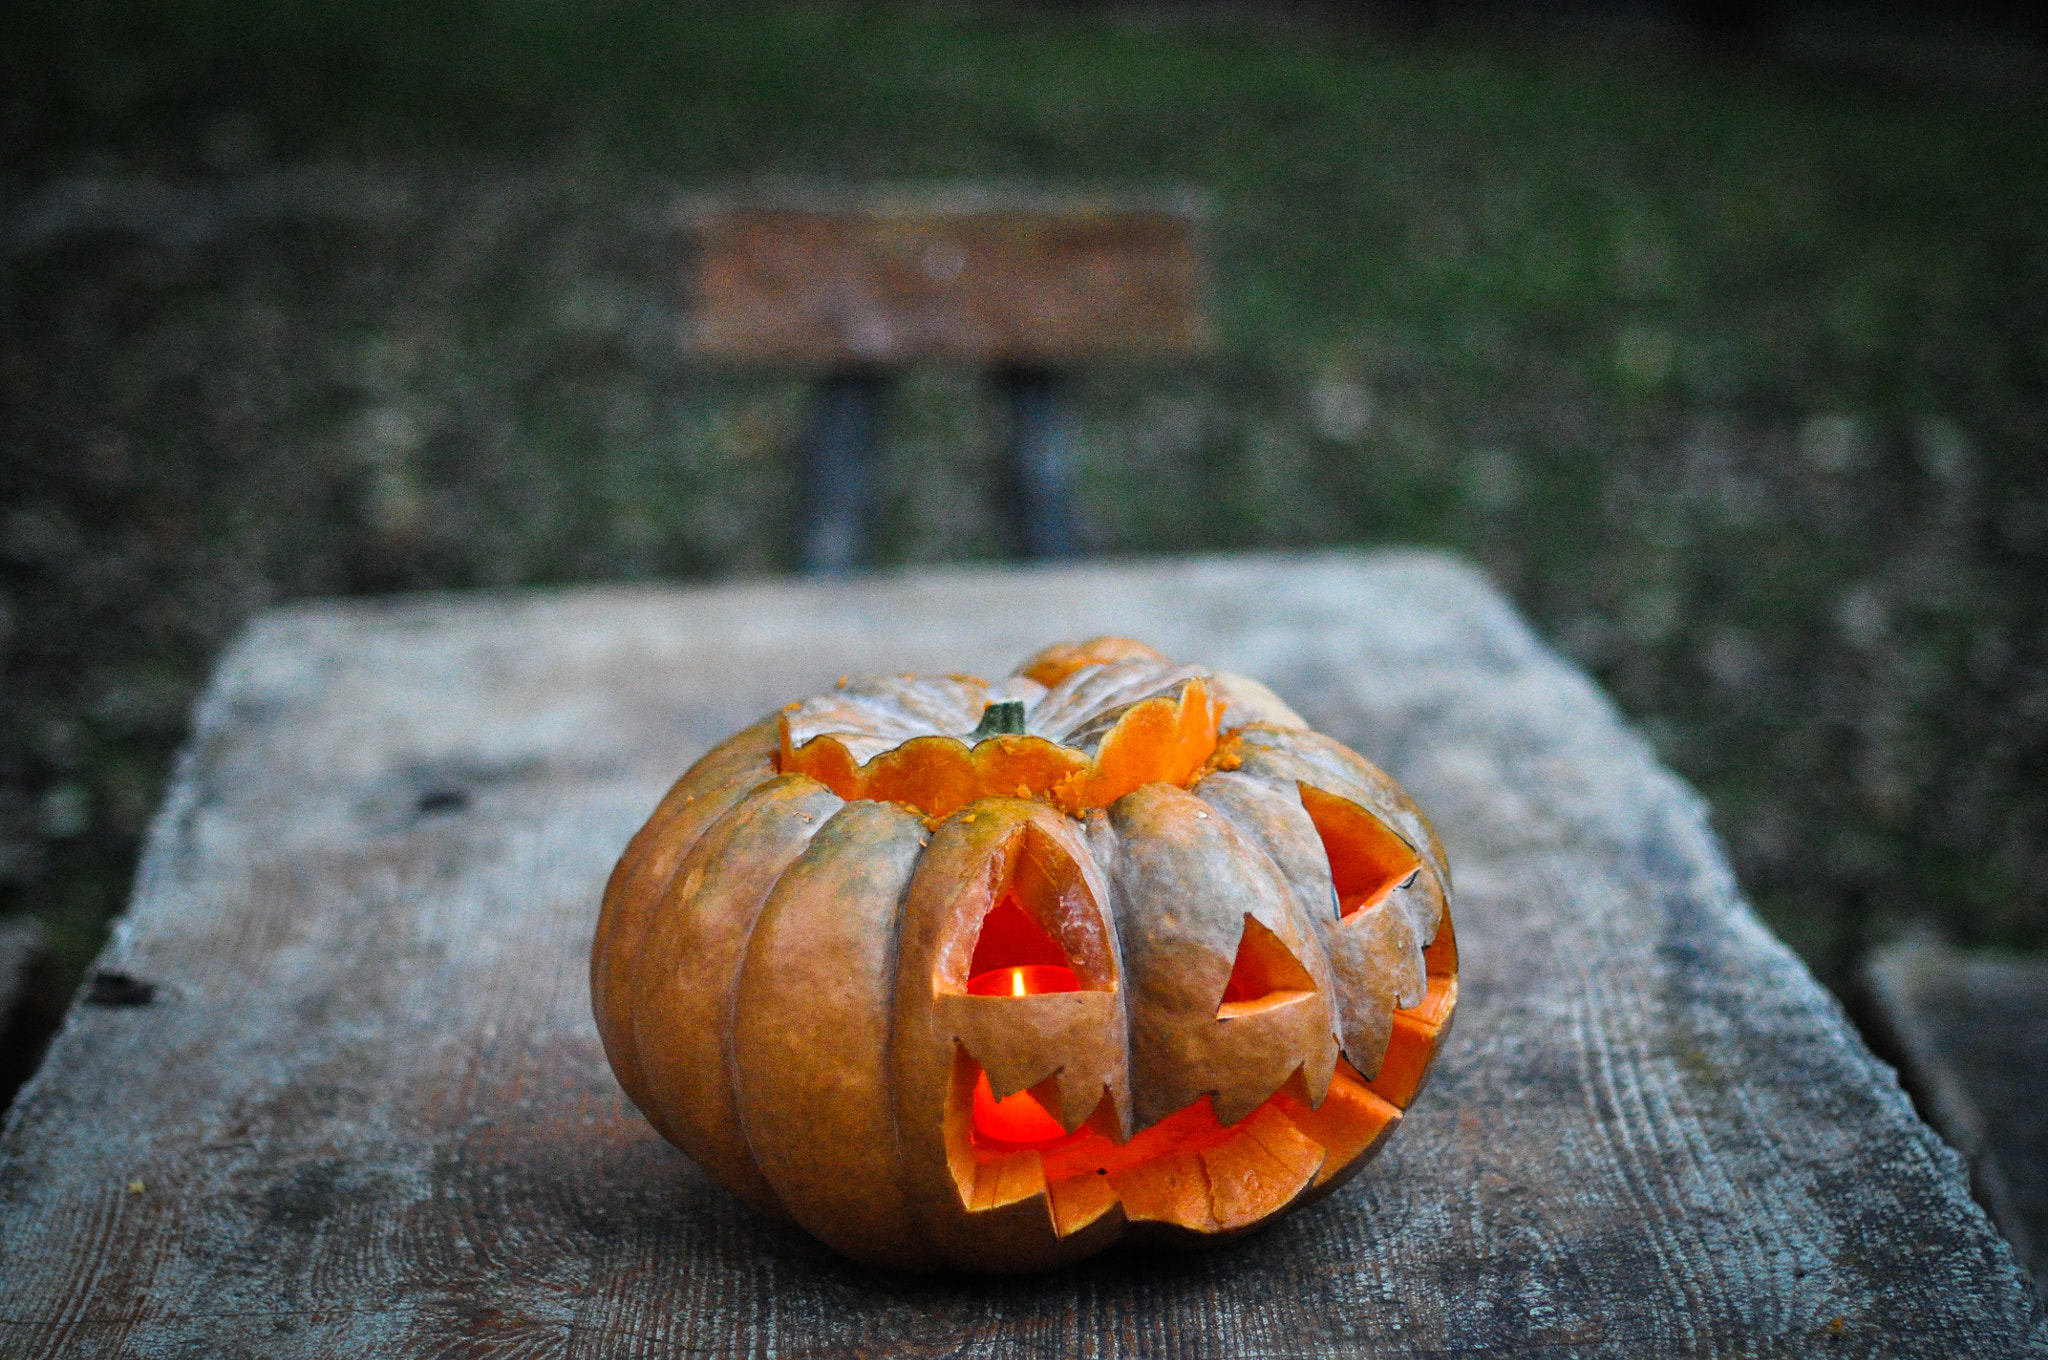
top-left (1, 1), bottom-right (2045, 1076)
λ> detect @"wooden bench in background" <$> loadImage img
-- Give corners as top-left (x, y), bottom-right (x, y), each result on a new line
top-left (0, 551), bottom-right (2040, 1355)
top-left (686, 188), bottom-right (1210, 570)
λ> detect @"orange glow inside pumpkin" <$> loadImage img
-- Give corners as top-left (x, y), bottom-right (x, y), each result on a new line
top-left (969, 895), bottom-right (1072, 977)
top-left (1217, 914), bottom-right (1314, 1013)
top-left (965, 961), bottom-right (1085, 1144)
top-left (971, 1070), bottom-right (1077, 1144)
top-left (966, 963), bottom-right (1081, 998)
top-left (963, 1060), bottom-right (1403, 1197)
top-left (1299, 783), bottom-right (1423, 919)
top-left (950, 926), bottom-right (1456, 1235)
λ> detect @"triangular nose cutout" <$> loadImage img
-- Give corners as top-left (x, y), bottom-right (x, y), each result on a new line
top-left (1219, 914), bottom-right (1315, 1016)
top-left (969, 893), bottom-right (1070, 976)
top-left (1299, 783), bottom-right (1422, 920)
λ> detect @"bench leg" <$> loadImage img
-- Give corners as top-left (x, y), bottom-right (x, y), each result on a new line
top-left (799, 369), bottom-right (884, 575)
top-left (999, 367), bottom-right (1076, 559)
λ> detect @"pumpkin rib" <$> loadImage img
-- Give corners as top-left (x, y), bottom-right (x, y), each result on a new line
top-left (731, 799), bottom-right (940, 1270)
top-left (787, 673), bottom-right (992, 757)
top-left (1196, 755), bottom-right (1442, 1080)
top-left (592, 721), bottom-right (772, 1033)
top-left (1221, 731), bottom-right (1449, 969)
top-left (917, 803), bottom-right (1128, 1125)
top-left (1327, 897), bottom-right (1429, 1079)
top-left (631, 773), bottom-right (843, 1220)
top-left (1095, 783), bottom-right (1337, 1130)
top-left (1016, 636), bottom-right (1169, 689)
top-left (1208, 671), bottom-right (1309, 732)
top-left (591, 717), bottom-right (780, 1119)
top-left (1187, 768), bottom-right (1351, 1090)
top-left (1228, 724), bottom-right (1451, 896)
top-left (1032, 661), bottom-right (1211, 747)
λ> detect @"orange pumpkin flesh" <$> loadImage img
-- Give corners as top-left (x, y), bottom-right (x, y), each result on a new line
top-left (780, 675), bottom-right (1221, 817)
top-left (591, 637), bottom-right (1457, 1272)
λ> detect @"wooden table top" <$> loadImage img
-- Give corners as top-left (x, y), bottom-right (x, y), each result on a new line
top-left (2, 551), bottom-right (2040, 1357)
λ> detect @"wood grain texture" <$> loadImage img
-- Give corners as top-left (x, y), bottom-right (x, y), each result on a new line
top-left (0, 550), bottom-right (2040, 1357)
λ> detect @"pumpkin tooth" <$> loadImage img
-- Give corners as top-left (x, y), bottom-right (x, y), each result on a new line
top-left (1272, 1063), bottom-right (1404, 1188)
top-left (960, 1065), bottom-right (1401, 1241)
top-left (1107, 1149), bottom-right (1214, 1231)
top-left (1201, 1103), bottom-right (1324, 1230)
top-left (1045, 1168), bottom-right (1121, 1238)
top-left (968, 1148), bottom-right (1047, 1214)
top-left (983, 1066), bottom-right (1380, 1230)
top-left (1364, 974), bottom-right (1459, 1109)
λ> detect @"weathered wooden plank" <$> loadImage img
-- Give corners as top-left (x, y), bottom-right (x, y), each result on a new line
top-left (686, 189), bottom-right (1210, 365)
top-left (0, 551), bottom-right (2040, 1357)
top-left (1865, 940), bottom-right (2048, 1300)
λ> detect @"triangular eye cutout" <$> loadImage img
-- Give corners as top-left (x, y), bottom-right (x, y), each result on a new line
top-left (969, 893), bottom-right (1072, 978)
top-left (1299, 783), bottom-right (1422, 921)
top-left (1218, 915), bottom-right (1315, 1018)
top-left (944, 821), bottom-right (1114, 995)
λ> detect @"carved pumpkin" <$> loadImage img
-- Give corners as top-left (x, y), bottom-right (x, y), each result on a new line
top-left (591, 638), bottom-right (1456, 1272)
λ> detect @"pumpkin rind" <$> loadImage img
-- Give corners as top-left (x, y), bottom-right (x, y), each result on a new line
top-left (592, 715), bottom-right (780, 1127)
top-left (591, 641), bottom-right (1457, 1273)
top-left (1095, 783), bottom-right (1339, 1129)
top-left (632, 773), bottom-right (842, 1219)
top-left (732, 800), bottom-right (938, 1268)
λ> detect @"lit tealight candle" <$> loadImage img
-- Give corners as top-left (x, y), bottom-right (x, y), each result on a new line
top-left (971, 1071), bottom-right (1070, 1144)
top-left (965, 964), bottom-right (1080, 998)
top-left (963, 964), bottom-right (1083, 1143)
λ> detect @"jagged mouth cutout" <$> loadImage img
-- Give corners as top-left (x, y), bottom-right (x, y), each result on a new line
top-left (933, 786), bottom-right (1455, 1239)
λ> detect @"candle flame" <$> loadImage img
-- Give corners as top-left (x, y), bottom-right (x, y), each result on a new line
top-left (966, 963), bottom-right (1082, 997)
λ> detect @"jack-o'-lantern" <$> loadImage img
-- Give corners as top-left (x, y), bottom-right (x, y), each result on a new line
top-left (591, 638), bottom-right (1456, 1272)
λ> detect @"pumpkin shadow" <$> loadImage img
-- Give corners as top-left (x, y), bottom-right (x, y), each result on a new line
top-left (742, 1192), bottom-right (1358, 1296)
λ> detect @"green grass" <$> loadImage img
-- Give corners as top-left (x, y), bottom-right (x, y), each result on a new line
top-left (3, 1), bottom-right (2047, 1016)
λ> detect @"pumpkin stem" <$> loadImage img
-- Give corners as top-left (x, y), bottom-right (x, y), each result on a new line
top-left (971, 699), bottom-right (1028, 739)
